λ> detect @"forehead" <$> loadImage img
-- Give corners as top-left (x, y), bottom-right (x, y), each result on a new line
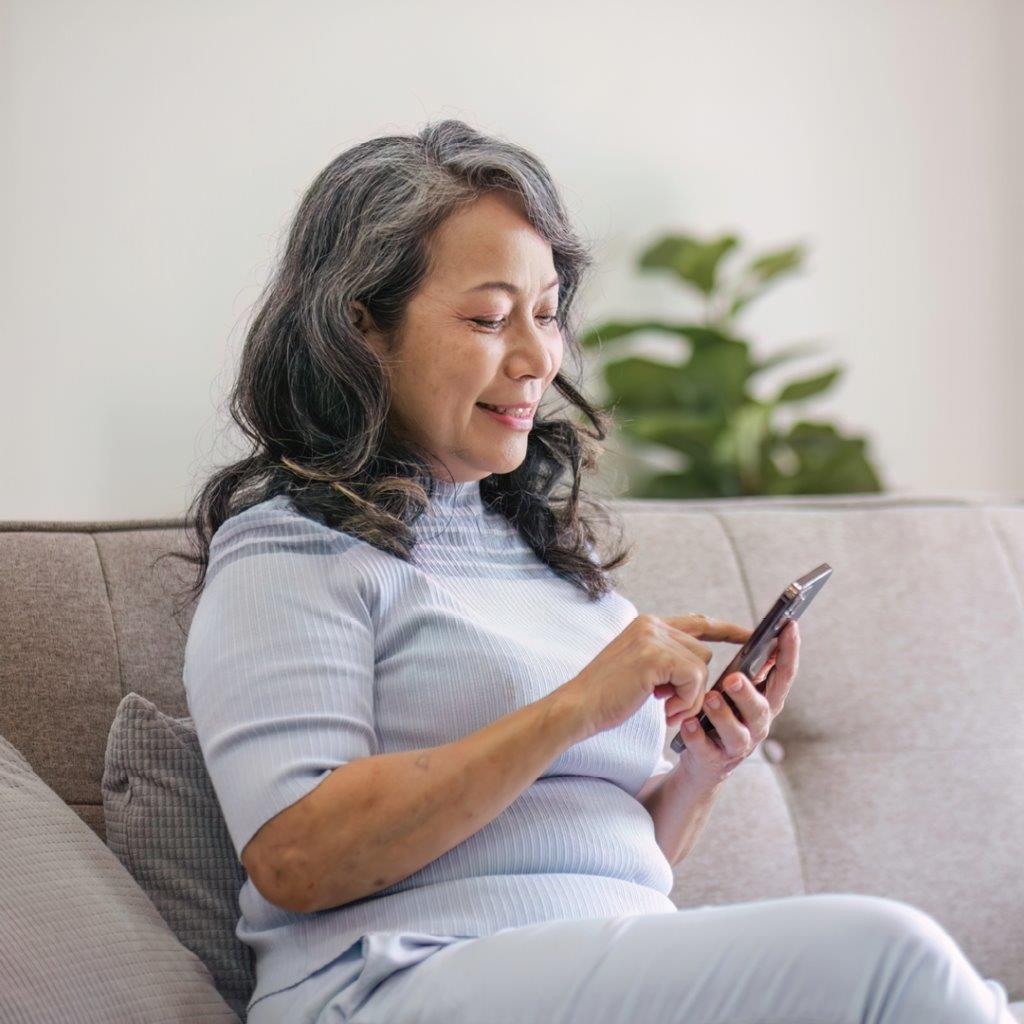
top-left (425, 193), bottom-right (557, 289)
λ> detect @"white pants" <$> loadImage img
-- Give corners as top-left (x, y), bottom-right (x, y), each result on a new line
top-left (247, 893), bottom-right (1015, 1024)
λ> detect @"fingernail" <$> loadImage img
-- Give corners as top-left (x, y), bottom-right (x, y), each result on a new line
top-left (684, 719), bottom-right (699, 732)
top-left (705, 693), bottom-right (720, 708)
top-left (727, 676), bottom-right (743, 692)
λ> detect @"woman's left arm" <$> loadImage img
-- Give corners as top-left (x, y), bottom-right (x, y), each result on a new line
top-left (639, 619), bottom-right (800, 867)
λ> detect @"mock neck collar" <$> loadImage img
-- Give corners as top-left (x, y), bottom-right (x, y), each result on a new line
top-left (411, 476), bottom-right (489, 544)
top-left (424, 476), bottom-right (485, 513)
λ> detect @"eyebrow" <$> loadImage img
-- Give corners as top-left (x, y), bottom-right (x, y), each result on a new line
top-left (463, 277), bottom-right (560, 297)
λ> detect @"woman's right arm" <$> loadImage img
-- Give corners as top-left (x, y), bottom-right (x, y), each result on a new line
top-left (251, 611), bottom-right (748, 915)
top-left (247, 682), bottom-right (592, 914)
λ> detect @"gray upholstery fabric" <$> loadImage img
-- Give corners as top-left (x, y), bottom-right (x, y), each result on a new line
top-left (0, 728), bottom-right (239, 1022)
top-left (102, 692), bottom-right (255, 1021)
top-left (1, 492), bottom-right (1022, 1019)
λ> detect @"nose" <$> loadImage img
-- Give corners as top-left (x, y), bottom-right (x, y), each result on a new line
top-left (508, 315), bottom-right (559, 382)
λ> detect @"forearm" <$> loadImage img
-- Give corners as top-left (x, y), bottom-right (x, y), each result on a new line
top-left (639, 765), bottom-right (726, 868)
top-left (279, 685), bottom-right (591, 914)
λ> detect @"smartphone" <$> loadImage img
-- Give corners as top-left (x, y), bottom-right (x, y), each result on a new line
top-left (669, 562), bottom-right (833, 754)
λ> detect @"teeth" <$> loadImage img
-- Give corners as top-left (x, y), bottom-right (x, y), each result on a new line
top-left (481, 403), bottom-right (533, 417)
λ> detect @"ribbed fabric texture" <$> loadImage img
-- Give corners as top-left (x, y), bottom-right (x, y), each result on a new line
top-left (183, 477), bottom-right (677, 1010)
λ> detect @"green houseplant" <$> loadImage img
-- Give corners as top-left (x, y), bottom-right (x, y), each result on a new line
top-left (580, 233), bottom-right (884, 498)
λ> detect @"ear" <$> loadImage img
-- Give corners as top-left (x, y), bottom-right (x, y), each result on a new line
top-left (349, 299), bottom-right (375, 333)
top-left (349, 300), bottom-right (389, 361)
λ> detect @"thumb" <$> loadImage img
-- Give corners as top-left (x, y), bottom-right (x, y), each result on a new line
top-left (678, 713), bottom-right (714, 753)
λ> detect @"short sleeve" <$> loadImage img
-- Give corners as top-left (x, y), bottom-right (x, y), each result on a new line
top-left (650, 704), bottom-right (677, 778)
top-left (183, 501), bottom-right (376, 862)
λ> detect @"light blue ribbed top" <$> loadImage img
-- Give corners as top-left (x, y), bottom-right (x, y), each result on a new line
top-left (183, 476), bottom-right (677, 1010)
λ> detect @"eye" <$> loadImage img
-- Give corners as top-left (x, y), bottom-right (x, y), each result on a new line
top-left (471, 314), bottom-right (559, 331)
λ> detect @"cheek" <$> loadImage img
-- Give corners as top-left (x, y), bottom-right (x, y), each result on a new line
top-left (397, 335), bottom-right (476, 396)
top-left (440, 342), bottom-right (495, 393)
top-left (409, 359), bottom-right (486, 422)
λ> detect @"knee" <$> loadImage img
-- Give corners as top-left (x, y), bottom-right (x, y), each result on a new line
top-left (818, 893), bottom-right (959, 961)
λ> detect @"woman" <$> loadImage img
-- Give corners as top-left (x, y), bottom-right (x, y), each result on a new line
top-left (180, 120), bottom-right (1013, 1023)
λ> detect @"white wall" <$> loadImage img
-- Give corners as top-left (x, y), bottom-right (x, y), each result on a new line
top-left (998, 0), bottom-right (1024, 489)
top-left (1, 0), bottom-right (1021, 520)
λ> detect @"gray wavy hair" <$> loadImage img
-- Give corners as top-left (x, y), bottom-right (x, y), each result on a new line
top-left (165, 118), bottom-right (633, 620)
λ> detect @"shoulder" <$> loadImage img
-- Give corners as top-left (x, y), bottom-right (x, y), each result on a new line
top-left (207, 494), bottom-right (366, 583)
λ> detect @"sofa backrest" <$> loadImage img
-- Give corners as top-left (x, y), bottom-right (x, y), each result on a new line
top-left (2, 490), bottom-right (1022, 998)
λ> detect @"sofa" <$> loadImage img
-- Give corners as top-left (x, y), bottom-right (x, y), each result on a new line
top-left (1, 489), bottom-right (1021, 1022)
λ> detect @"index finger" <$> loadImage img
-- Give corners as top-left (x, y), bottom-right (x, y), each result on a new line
top-left (661, 614), bottom-right (751, 644)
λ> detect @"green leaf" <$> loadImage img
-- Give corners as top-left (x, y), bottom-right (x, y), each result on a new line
top-left (638, 233), bottom-right (740, 296)
top-left (602, 333), bottom-right (756, 423)
top-left (674, 324), bottom-right (747, 350)
top-left (712, 403), bottom-right (773, 489)
top-left (750, 339), bottom-right (826, 374)
top-left (603, 356), bottom-right (692, 409)
top-left (619, 410), bottom-right (721, 458)
top-left (683, 339), bottom-right (755, 409)
top-left (745, 244), bottom-right (806, 285)
top-left (579, 319), bottom-right (743, 350)
top-left (579, 319), bottom-right (674, 349)
top-left (775, 366), bottom-right (843, 403)
top-left (788, 445), bottom-right (882, 494)
top-left (635, 466), bottom-right (738, 499)
top-left (774, 420), bottom-right (884, 494)
top-left (785, 421), bottom-right (844, 460)
top-left (727, 243), bottom-right (807, 318)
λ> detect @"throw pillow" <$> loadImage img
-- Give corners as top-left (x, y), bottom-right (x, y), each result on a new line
top-left (0, 727), bottom-right (238, 1022)
top-left (102, 692), bottom-right (255, 1021)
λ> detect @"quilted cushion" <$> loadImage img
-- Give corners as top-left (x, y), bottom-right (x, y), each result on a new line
top-left (102, 692), bottom-right (254, 1021)
top-left (0, 726), bottom-right (238, 1022)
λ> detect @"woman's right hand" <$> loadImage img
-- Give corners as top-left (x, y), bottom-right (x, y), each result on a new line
top-left (559, 613), bottom-right (753, 739)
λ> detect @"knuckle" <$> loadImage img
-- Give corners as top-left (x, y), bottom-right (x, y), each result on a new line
top-left (637, 614), bottom-right (662, 638)
top-left (659, 656), bottom-right (679, 679)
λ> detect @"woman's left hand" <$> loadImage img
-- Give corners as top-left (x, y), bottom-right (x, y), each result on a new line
top-left (668, 618), bottom-right (800, 789)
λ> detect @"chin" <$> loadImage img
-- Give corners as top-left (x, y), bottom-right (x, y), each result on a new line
top-left (467, 448), bottom-right (527, 477)
top-left (489, 454), bottom-right (529, 476)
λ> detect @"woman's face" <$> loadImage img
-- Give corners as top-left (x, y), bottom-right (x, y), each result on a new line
top-left (355, 191), bottom-right (564, 483)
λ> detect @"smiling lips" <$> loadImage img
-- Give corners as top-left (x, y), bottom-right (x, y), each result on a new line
top-left (475, 402), bottom-right (537, 430)
top-left (477, 401), bottom-right (538, 417)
